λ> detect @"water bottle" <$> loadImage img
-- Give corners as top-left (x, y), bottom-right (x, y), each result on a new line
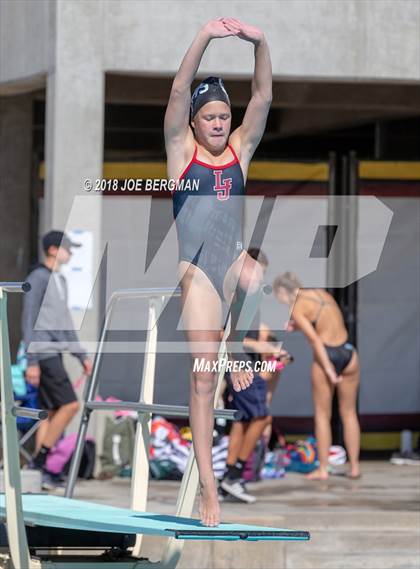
top-left (16, 340), bottom-right (27, 371)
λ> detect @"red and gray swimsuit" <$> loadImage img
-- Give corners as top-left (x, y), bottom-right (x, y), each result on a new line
top-left (172, 144), bottom-right (245, 299)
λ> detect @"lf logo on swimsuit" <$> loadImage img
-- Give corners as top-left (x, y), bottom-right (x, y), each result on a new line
top-left (213, 170), bottom-right (232, 201)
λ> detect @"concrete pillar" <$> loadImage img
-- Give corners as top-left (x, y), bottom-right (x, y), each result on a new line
top-left (44, 0), bottom-right (104, 336)
top-left (0, 95), bottom-right (32, 357)
top-left (43, 2), bottom-right (105, 438)
top-left (44, 1), bottom-right (104, 230)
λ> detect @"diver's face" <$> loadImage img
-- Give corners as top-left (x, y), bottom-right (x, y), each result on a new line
top-left (191, 101), bottom-right (231, 153)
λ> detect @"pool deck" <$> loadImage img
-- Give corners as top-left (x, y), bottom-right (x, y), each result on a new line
top-left (49, 460), bottom-right (420, 568)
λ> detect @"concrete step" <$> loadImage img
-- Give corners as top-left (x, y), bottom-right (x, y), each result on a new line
top-left (43, 462), bottom-right (420, 569)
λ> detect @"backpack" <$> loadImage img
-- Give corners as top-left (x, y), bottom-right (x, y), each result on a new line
top-left (99, 416), bottom-right (135, 479)
top-left (46, 433), bottom-right (96, 479)
top-left (63, 439), bottom-right (96, 480)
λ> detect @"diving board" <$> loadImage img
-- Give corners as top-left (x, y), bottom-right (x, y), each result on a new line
top-left (0, 283), bottom-right (310, 568)
top-left (0, 495), bottom-right (309, 542)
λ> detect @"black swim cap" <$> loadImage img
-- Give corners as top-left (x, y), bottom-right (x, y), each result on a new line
top-left (190, 77), bottom-right (230, 119)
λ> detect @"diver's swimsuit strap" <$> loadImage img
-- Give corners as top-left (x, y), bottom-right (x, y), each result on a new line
top-left (227, 143), bottom-right (240, 163)
top-left (299, 290), bottom-right (332, 329)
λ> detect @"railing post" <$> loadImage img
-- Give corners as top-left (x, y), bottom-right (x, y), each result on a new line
top-left (65, 294), bottom-right (120, 498)
top-left (131, 296), bottom-right (163, 557)
top-left (0, 286), bottom-right (39, 568)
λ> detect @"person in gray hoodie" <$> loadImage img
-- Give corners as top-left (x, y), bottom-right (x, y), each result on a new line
top-left (22, 230), bottom-right (92, 484)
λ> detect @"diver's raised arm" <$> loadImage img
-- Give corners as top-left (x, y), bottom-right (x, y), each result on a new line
top-left (164, 20), bottom-right (238, 146)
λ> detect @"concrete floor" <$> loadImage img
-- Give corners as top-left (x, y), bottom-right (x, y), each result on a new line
top-left (50, 460), bottom-right (420, 569)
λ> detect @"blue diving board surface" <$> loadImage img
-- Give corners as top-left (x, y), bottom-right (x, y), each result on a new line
top-left (0, 495), bottom-right (309, 542)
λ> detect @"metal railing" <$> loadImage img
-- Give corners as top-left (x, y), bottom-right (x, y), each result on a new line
top-left (0, 282), bottom-right (236, 568)
top-left (0, 282), bottom-right (44, 569)
top-left (63, 286), bottom-right (234, 566)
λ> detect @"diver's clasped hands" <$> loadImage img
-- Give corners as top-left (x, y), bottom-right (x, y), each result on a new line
top-left (201, 18), bottom-right (265, 45)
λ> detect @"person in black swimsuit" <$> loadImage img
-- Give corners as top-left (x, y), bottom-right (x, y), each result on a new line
top-left (273, 272), bottom-right (361, 480)
top-left (165, 18), bottom-right (272, 526)
top-left (307, 290), bottom-right (355, 375)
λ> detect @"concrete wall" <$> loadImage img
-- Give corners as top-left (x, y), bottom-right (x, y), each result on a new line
top-left (103, 0), bottom-right (420, 81)
top-left (0, 0), bottom-right (419, 414)
top-left (0, 0), bottom-right (50, 91)
top-left (1, 0), bottom-right (419, 90)
top-left (43, 0), bottom-right (104, 230)
top-left (358, 198), bottom-right (420, 414)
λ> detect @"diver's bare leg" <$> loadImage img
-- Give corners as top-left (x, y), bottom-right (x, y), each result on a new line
top-left (306, 362), bottom-right (334, 481)
top-left (180, 263), bottom-right (222, 526)
top-left (338, 352), bottom-right (361, 478)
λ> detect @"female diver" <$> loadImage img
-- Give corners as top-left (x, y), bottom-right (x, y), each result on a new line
top-left (165, 18), bottom-right (272, 525)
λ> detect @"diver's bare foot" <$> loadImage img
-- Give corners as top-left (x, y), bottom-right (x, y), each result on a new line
top-left (199, 478), bottom-right (220, 527)
top-left (230, 369), bottom-right (253, 392)
top-left (306, 468), bottom-right (329, 481)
